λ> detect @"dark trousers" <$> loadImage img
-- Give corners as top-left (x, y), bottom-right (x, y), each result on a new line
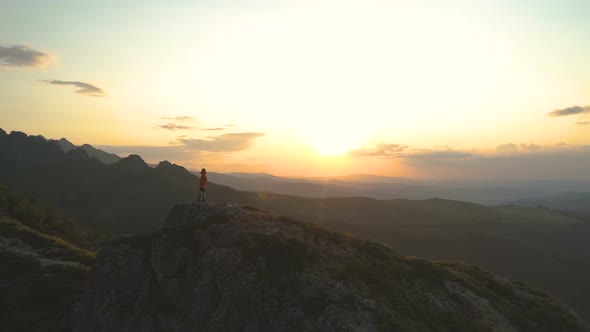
top-left (197, 188), bottom-right (206, 202)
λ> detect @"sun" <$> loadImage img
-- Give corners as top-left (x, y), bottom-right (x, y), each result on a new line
top-left (310, 134), bottom-right (360, 157)
top-left (314, 141), bottom-right (349, 156)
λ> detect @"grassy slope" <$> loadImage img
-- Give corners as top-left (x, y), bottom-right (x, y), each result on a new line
top-left (0, 217), bottom-right (94, 332)
top-left (0, 187), bottom-right (108, 250)
top-left (0, 189), bottom-right (101, 331)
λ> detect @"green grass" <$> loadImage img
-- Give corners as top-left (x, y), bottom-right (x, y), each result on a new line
top-left (0, 187), bottom-right (108, 250)
top-left (0, 189), bottom-right (98, 332)
top-left (0, 217), bottom-right (94, 263)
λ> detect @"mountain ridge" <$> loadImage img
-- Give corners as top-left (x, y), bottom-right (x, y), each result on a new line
top-left (55, 137), bottom-right (121, 164)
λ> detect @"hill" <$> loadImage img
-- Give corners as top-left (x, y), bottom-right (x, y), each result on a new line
top-left (205, 172), bottom-right (541, 204)
top-left (506, 192), bottom-right (590, 212)
top-left (73, 202), bottom-right (589, 331)
top-left (0, 188), bottom-right (104, 331)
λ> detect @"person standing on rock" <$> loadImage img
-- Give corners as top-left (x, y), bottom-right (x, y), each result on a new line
top-left (197, 168), bottom-right (208, 202)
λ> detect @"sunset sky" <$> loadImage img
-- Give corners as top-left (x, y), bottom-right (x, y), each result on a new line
top-left (1, 0), bottom-right (589, 179)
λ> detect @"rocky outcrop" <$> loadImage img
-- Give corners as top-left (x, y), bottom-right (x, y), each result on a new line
top-left (72, 202), bottom-right (589, 332)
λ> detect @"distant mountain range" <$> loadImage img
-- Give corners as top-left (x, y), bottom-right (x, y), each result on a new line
top-left (2, 127), bottom-right (590, 323)
top-left (55, 137), bottom-right (121, 164)
top-left (201, 171), bottom-right (573, 205)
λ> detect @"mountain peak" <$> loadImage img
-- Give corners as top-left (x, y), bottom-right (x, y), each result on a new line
top-left (78, 144), bottom-right (121, 164)
top-left (57, 137), bottom-right (77, 152)
top-left (155, 160), bottom-right (191, 176)
top-left (73, 202), bottom-right (588, 332)
top-left (112, 154), bottom-right (148, 171)
top-left (66, 147), bottom-right (90, 160)
top-left (156, 160), bottom-right (173, 168)
top-left (8, 130), bottom-right (28, 140)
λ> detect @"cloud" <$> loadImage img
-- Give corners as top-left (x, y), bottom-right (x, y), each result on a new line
top-left (348, 143), bottom-right (407, 157)
top-left (407, 149), bottom-right (472, 159)
top-left (202, 128), bottom-right (226, 131)
top-left (0, 44), bottom-right (52, 69)
top-left (497, 143), bottom-right (545, 153)
top-left (405, 144), bottom-right (590, 181)
top-left (40, 80), bottom-right (105, 97)
top-left (496, 143), bottom-right (518, 152)
top-left (576, 121), bottom-right (589, 125)
top-left (162, 116), bottom-right (194, 122)
top-left (177, 132), bottom-right (265, 152)
top-left (157, 123), bottom-right (195, 131)
top-left (547, 106), bottom-right (590, 117)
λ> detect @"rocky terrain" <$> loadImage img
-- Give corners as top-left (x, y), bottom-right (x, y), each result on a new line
top-left (73, 202), bottom-right (589, 332)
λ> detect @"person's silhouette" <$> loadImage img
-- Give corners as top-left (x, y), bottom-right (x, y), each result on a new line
top-left (197, 168), bottom-right (208, 202)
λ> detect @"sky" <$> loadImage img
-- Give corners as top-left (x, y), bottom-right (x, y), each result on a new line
top-left (1, 0), bottom-right (589, 180)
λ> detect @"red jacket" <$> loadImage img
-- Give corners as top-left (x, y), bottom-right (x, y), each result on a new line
top-left (199, 174), bottom-right (208, 189)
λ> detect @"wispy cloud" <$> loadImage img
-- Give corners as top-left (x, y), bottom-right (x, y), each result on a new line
top-left (405, 144), bottom-right (590, 181)
top-left (496, 143), bottom-right (518, 152)
top-left (0, 44), bottom-right (52, 69)
top-left (497, 143), bottom-right (543, 153)
top-left (177, 132), bottom-right (265, 152)
top-left (576, 121), bottom-right (589, 126)
top-left (157, 123), bottom-right (196, 131)
top-left (40, 80), bottom-right (105, 97)
top-left (547, 105), bottom-right (590, 117)
top-left (162, 116), bottom-right (194, 122)
top-left (407, 148), bottom-right (472, 159)
top-left (202, 128), bottom-right (226, 131)
top-left (348, 143), bottom-right (407, 157)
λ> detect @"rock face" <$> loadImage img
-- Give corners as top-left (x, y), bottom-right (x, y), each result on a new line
top-left (72, 202), bottom-right (589, 332)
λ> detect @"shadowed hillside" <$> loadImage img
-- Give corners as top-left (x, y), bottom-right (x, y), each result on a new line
top-left (0, 129), bottom-right (243, 234)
